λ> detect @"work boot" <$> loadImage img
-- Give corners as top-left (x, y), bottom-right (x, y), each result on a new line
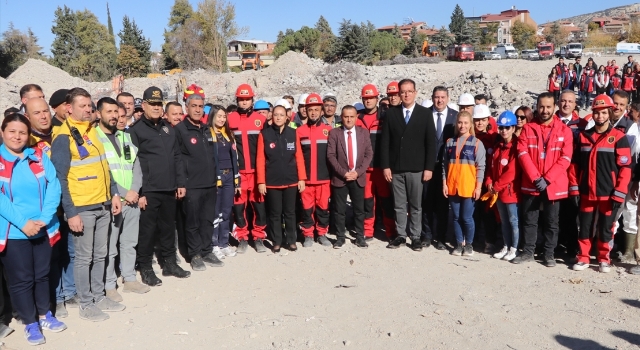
top-left (55, 302), bottom-right (68, 319)
top-left (621, 233), bottom-right (636, 263)
top-left (163, 262), bottom-right (191, 278)
top-left (140, 269), bottom-right (162, 286)
top-left (202, 252), bottom-right (224, 267)
top-left (122, 281), bottom-right (150, 294)
top-left (303, 237), bottom-right (314, 247)
top-left (317, 235), bottom-right (332, 247)
top-left (236, 240), bottom-right (249, 254)
top-left (105, 288), bottom-right (123, 302)
top-left (190, 255), bottom-right (206, 271)
top-left (254, 239), bottom-right (268, 253)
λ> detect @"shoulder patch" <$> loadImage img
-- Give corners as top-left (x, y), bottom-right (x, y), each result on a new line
top-left (608, 136), bottom-right (615, 144)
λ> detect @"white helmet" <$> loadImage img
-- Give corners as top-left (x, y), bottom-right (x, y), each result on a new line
top-left (511, 105), bottom-right (521, 113)
top-left (457, 93), bottom-right (475, 106)
top-left (473, 104), bottom-right (491, 119)
top-left (275, 99), bottom-right (291, 109)
top-left (298, 93), bottom-right (309, 105)
top-left (421, 99), bottom-right (433, 108)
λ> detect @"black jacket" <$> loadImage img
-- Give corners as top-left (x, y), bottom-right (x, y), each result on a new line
top-left (127, 115), bottom-right (185, 194)
top-left (380, 104), bottom-right (437, 173)
top-left (175, 119), bottom-right (218, 189)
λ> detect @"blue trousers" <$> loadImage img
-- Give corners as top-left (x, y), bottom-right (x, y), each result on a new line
top-left (496, 200), bottom-right (519, 249)
top-left (449, 195), bottom-right (475, 244)
top-left (49, 221), bottom-right (75, 304)
top-left (213, 172), bottom-right (234, 248)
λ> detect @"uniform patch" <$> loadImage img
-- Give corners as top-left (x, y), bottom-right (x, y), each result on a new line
top-left (239, 89), bottom-right (250, 96)
top-left (500, 117), bottom-right (507, 124)
top-left (0, 163), bottom-right (4, 170)
top-left (287, 142), bottom-right (295, 150)
top-left (323, 129), bottom-right (329, 137)
top-left (558, 137), bottom-right (564, 142)
top-left (501, 158), bottom-right (508, 166)
top-left (162, 126), bottom-right (170, 134)
top-left (270, 142), bottom-right (276, 149)
top-left (608, 136), bottom-right (615, 144)
top-left (621, 156), bottom-right (629, 164)
top-left (191, 137), bottom-right (197, 144)
top-left (255, 120), bottom-right (262, 127)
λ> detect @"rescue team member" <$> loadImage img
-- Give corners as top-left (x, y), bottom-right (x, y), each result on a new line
top-left (0, 114), bottom-right (67, 346)
top-left (164, 101), bottom-right (184, 127)
top-left (175, 94), bottom-right (223, 271)
top-left (127, 86), bottom-right (190, 287)
top-left (254, 100), bottom-right (271, 119)
top-left (50, 87), bottom-right (124, 321)
top-left (208, 105), bottom-right (240, 260)
top-left (357, 84), bottom-right (395, 240)
top-left (297, 93), bottom-right (332, 247)
top-left (569, 95), bottom-right (631, 273)
top-left (228, 84), bottom-right (268, 254)
top-left (457, 93), bottom-right (475, 114)
top-left (49, 89), bottom-right (69, 127)
top-left (513, 92), bottom-right (573, 266)
top-left (322, 93), bottom-right (342, 128)
top-left (443, 111), bottom-right (486, 257)
top-left (25, 98), bottom-right (78, 318)
top-left (386, 81), bottom-right (401, 107)
top-left (472, 104), bottom-right (499, 253)
top-left (423, 87), bottom-right (457, 249)
top-left (580, 65), bottom-right (596, 109)
top-left (327, 106), bottom-right (373, 249)
top-left (292, 93), bottom-right (309, 127)
top-left (486, 111), bottom-right (521, 262)
top-left (94, 98), bottom-right (150, 301)
top-left (256, 105), bottom-right (306, 253)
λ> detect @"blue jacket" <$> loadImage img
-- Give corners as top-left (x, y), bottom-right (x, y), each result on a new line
top-left (0, 145), bottom-right (61, 247)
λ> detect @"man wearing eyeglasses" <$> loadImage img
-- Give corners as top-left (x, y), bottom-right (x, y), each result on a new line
top-left (380, 79), bottom-right (437, 251)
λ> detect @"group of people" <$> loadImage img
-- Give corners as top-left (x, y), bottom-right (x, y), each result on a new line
top-left (2, 58), bottom-right (640, 346)
top-left (549, 55), bottom-right (640, 108)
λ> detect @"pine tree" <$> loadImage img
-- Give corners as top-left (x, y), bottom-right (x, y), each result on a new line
top-left (162, 0), bottom-right (194, 69)
top-left (449, 4), bottom-right (466, 44)
top-left (0, 24), bottom-right (44, 77)
top-left (315, 15), bottom-right (333, 35)
top-left (391, 25), bottom-right (403, 40)
top-left (74, 10), bottom-right (117, 81)
top-left (51, 5), bottom-right (79, 73)
top-left (432, 26), bottom-right (454, 51)
top-left (403, 27), bottom-right (420, 57)
top-left (118, 15), bottom-right (151, 76)
top-left (331, 19), bottom-right (371, 64)
top-left (107, 3), bottom-right (115, 46)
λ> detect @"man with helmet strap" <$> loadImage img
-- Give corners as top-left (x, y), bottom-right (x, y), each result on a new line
top-left (293, 94), bottom-right (309, 127)
top-left (568, 94), bottom-right (631, 273)
top-left (227, 84), bottom-right (268, 253)
top-left (386, 81), bottom-right (401, 107)
top-left (356, 84), bottom-right (396, 240)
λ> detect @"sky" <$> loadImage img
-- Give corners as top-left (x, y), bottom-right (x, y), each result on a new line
top-left (0, 0), bottom-right (635, 56)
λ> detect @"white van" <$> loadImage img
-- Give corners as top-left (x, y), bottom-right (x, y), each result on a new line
top-left (617, 43), bottom-right (640, 55)
top-left (566, 43), bottom-right (583, 58)
top-left (495, 44), bottom-right (518, 59)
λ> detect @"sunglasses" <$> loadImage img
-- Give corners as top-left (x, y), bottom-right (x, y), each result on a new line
top-left (516, 115), bottom-right (527, 120)
top-left (498, 126), bottom-right (513, 131)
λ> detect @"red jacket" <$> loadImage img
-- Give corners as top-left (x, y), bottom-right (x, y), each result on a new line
top-left (357, 109), bottom-right (384, 169)
top-left (611, 75), bottom-right (622, 89)
top-left (623, 73), bottom-right (635, 91)
top-left (606, 65), bottom-right (618, 77)
top-left (485, 136), bottom-right (520, 204)
top-left (296, 118), bottom-right (332, 184)
top-left (548, 76), bottom-right (560, 92)
top-left (228, 111), bottom-right (266, 173)
top-left (516, 117), bottom-right (573, 200)
top-left (568, 126), bottom-right (631, 202)
top-left (475, 130), bottom-right (498, 156)
top-left (581, 70), bottom-right (596, 93)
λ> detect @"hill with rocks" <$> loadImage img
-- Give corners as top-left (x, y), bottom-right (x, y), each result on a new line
top-left (555, 3), bottom-right (640, 26)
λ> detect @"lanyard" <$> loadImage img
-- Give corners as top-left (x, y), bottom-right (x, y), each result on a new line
top-left (540, 123), bottom-right (555, 159)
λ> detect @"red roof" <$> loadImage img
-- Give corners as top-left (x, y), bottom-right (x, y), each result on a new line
top-left (377, 22), bottom-right (426, 31)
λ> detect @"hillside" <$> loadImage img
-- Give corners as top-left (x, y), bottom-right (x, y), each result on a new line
top-left (555, 3), bottom-right (640, 26)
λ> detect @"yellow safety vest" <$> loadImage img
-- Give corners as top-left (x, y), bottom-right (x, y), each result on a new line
top-left (53, 118), bottom-right (111, 206)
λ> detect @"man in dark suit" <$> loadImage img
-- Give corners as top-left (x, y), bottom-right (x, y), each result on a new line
top-left (421, 86), bottom-right (458, 249)
top-left (327, 105), bottom-right (374, 248)
top-left (380, 79), bottom-right (437, 251)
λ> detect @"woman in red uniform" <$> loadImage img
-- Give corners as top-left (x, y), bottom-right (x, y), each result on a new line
top-left (256, 106), bottom-right (306, 252)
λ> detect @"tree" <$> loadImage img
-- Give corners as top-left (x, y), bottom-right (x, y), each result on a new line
top-left (467, 20), bottom-right (481, 45)
top-left (51, 5), bottom-right (79, 74)
top-left (588, 22), bottom-right (599, 32)
top-left (391, 25), bottom-right (402, 40)
top-left (73, 10), bottom-right (117, 81)
top-left (511, 21), bottom-right (537, 50)
top-left (162, 0), bottom-right (195, 69)
top-left (449, 4), bottom-right (467, 44)
top-left (370, 31), bottom-right (406, 61)
top-left (628, 22), bottom-right (640, 44)
top-left (584, 29), bottom-right (617, 48)
top-left (107, 3), bottom-right (115, 47)
top-left (315, 15), bottom-right (332, 34)
top-left (330, 19), bottom-right (371, 64)
top-left (480, 22), bottom-right (499, 46)
top-left (0, 24), bottom-right (44, 77)
top-left (117, 44), bottom-right (146, 77)
top-left (118, 16), bottom-right (151, 76)
top-left (432, 26), bottom-right (454, 51)
top-left (544, 22), bottom-right (569, 47)
top-left (458, 20), bottom-right (476, 44)
top-left (403, 27), bottom-right (420, 56)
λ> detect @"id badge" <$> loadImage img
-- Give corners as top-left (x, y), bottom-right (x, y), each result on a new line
top-left (540, 152), bottom-right (546, 159)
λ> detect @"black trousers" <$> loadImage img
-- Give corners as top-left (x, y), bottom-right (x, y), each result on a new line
top-left (422, 174), bottom-right (449, 243)
top-left (333, 181), bottom-right (365, 240)
top-left (137, 191), bottom-right (177, 270)
top-left (266, 187), bottom-right (297, 246)
top-left (521, 193), bottom-right (560, 257)
top-left (183, 187), bottom-right (217, 258)
top-left (558, 198), bottom-right (579, 255)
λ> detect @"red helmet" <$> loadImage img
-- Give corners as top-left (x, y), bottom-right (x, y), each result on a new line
top-left (387, 81), bottom-right (399, 94)
top-left (183, 84), bottom-right (205, 101)
top-left (592, 94), bottom-right (615, 111)
top-left (305, 93), bottom-right (323, 106)
top-left (361, 84), bottom-right (379, 98)
top-left (235, 84), bottom-right (254, 98)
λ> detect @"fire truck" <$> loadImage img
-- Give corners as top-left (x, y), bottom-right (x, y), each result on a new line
top-left (537, 42), bottom-right (554, 60)
top-left (447, 44), bottom-right (475, 61)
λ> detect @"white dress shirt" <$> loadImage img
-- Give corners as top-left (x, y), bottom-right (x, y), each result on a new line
top-left (402, 103), bottom-right (416, 123)
top-left (344, 126), bottom-right (357, 171)
top-left (432, 107), bottom-right (448, 132)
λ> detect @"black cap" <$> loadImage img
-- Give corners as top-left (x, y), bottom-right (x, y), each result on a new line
top-left (49, 89), bottom-right (69, 108)
top-left (143, 86), bottom-right (163, 103)
top-left (134, 98), bottom-right (143, 110)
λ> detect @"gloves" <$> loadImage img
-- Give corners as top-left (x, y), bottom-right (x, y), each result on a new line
top-left (480, 192), bottom-right (498, 208)
top-left (570, 195), bottom-right (579, 207)
top-left (534, 177), bottom-right (548, 192)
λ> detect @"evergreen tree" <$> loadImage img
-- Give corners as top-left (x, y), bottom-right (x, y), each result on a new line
top-left (0, 24), bottom-right (44, 77)
top-left (315, 15), bottom-right (333, 35)
top-left (107, 3), bottom-right (115, 46)
top-left (403, 27), bottom-right (420, 57)
top-left (51, 5), bottom-right (79, 73)
top-left (432, 26), bottom-right (454, 51)
top-left (449, 4), bottom-right (466, 44)
top-left (331, 19), bottom-right (371, 64)
top-left (467, 20), bottom-right (481, 45)
top-left (73, 10), bottom-right (117, 81)
top-left (117, 44), bottom-right (146, 77)
top-left (162, 0), bottom-right (194, 69)
top-left (391, 25), bottom-right (403, 40)
top-left (118, 15), bottom-right (151, 76)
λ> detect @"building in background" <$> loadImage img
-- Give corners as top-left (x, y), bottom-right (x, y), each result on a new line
top-left (467, 6), bottom-right (537, 44)
top-left (227, 40), bottom-right (275, 56)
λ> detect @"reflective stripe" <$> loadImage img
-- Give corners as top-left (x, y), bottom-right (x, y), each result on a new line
top-left (581, 147), bottom-right (592, 152)
top-left (108, 163), bottom-right (134, 171)
top-left (33, 171), bottom-right (45, 178)
top-left (233, 131), bottom-right (242, 135)
top-left (0, 176), bottom-right (8, 183)
top-left (614, 190), bottom-right (626, 198)
top-left (517, 151), bottom-right (528, 157)
top-left (561, 156), bottom-right (571, 162)
top-left (521, 187), bottom-right (537, 191)
top-left (549, 147), bottom-right (562, 151)
top-left (316, 140), bottom-right (328, 144)
top-left (300, 140), bottom-right (311, 145)
top-left (555, 191), bottom-right (568, 196)
top-left (70, 154), bottom-right (107, 167)
top-left (528, 145), bottom-right (538, 148)
top-left (596, 148), bottom-right (615, 153)
top-left (569, 186), bottom-right (579, 191)
top-left (247, 130), bottom-right (261, 135)
top-left (370, 130), bottom-right (380, 134)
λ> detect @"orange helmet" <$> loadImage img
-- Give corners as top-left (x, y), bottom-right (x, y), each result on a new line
top-left (361, 84), bottom-right (379, 98)
top-left (183, 84), bottom-right (205, 101)
top-left (387, 81), bottom-right (399, 94)
top-left (235, 84), bottom-right (254, 98)
top-left (591, 94), bottom-right (615, 111)
top-left (305, 93), bottom-right (323, 106)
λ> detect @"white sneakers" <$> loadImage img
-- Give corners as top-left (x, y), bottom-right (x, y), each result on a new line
top-left (493, 246), bottom-right (517, 261)
top-left (214, 246), bottom-right (236, 259)
top-left (599, 262), bottom-right (611, 273)
top-left (493, 246), bottom-right (508, 259)
top-left (572, 261), bottom-right (612, 273)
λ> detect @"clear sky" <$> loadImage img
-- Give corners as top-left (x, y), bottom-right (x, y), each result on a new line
top-left (0, 0), bottom-right (634, 56)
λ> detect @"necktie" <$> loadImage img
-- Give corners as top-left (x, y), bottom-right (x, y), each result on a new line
top-left (437, 112), bottom-right (443, 139)
top-left (405, 109), bottom-right (411, 124)
top-left (347, 131), bottom-right (354, 170)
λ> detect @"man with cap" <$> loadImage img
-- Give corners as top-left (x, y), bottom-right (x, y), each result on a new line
top-left (253, 100), bottom-right (271, 119)
top-left (227, 84), bottom-right (268, 254)
top-left (356, 84), bottom-right (396, 240)
top-left (293, 94), bottom-right (309, 127)
top-left (49, 89), bottom-right (69, 127)
top-left (183, 84), bottom-right (208, 124)
top-left (127, 86), bottom-right (191, 286)
top-left (422, 86), bottom-right (457, 249)
top-left (50, 87), bottom-right (124, 321)
top-left (129, 98), bottom-right (144, 126)
top-left (322, 93), bottom-right (342, 128)
top-left (297, 93), bottom-right (333, 247)
top-left (386, 81), bottom-right (401, 107)
top-left (457, 93), bottom-right (475, 115)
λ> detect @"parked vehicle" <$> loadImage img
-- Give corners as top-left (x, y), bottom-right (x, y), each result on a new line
top-left (494, 44), bottom-right (518, 59)
top-left (447, 44), bottom-right (475, 61)
top-left (241, 51), bottom-right (264, 70)
top-left (489, 52), bottom-right (501, 60)
top-left (475, 51), bottom-right (491, 61)
top-left (554, 46), bottom-right (570, 58)
top-left (520, 49), bottom-right (539, 60)
top-left (566, 43), bottom-right (583, 58)
top-left (617, 43), bottom-right (640, 55)
top-left (537, 42), bottom-right (554, 60)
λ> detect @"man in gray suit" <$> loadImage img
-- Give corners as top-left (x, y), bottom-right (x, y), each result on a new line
top-left (421, 86), bottom-right (457, 249)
